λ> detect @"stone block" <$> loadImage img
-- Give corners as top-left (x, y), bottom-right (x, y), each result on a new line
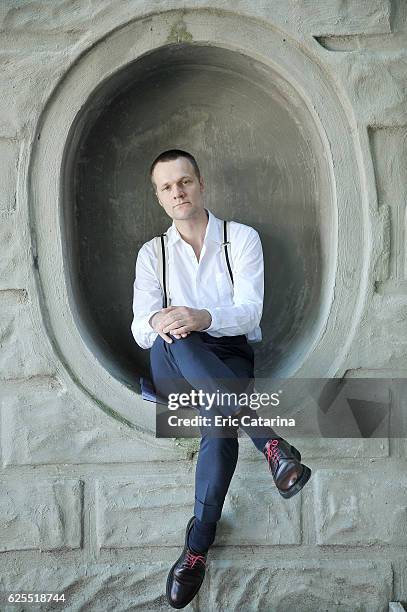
top-left (218, 470), bottom-right (301, 545)
top-left (370, 126), bottom-right (407, 295)
top-left (1, 377), bottom-right (190, 465)
top-left (0, 50), bottom-right (71, 135)
top-left (96, 469), bottom-right (301, 549)
top-left (370, 127), bottom-right (407, 211)
top-left (0, 215), bottom-right (27, 288)
top-left (0, 478), bottom-right (82, 551)
top-left (0, 0), bottom-right (97, 32)
top-left (314, 465), bottom-right (407, 545)
top-left (342, 52), bottom-right (407, 125)
top-left (0, 562), bottom-right (170, 611)
top-left (203, 559), bottom-right (392, 611)
top-left (371, 203), bottom-right (391, 285)
top-left (293, 0), bottom-right (391, 36)
top-left (0, 289), bottom-right (54, 379)
top-left (0, 138), bottom-right (18, 212)
top-left (353, 295), bottom-right (407, 370)
top-left (0, 0), bottom-right (392, 37)
top-left (96, 475), bottom-right (195, 548)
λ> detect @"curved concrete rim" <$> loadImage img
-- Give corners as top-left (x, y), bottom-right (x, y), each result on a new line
top-left (26, 8), bottom-right (369, 433)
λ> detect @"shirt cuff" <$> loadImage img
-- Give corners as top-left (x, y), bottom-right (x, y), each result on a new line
top-left (147, 309), bottom-right (161, 330)
top-left (202, 308), bottom-right (218, 332)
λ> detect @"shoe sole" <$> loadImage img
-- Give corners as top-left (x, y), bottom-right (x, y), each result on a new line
top-left (166, 517), bottom-right (205, 609)
top-left (276, 444), bottom-right (311, 500)
top-left (278, 463), bottom-right (312, 499)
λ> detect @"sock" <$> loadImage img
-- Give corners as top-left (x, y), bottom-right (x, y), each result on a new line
top-left (188, 517), bottom-right (217, 554)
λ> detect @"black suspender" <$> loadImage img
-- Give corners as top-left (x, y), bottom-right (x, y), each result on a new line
top-left (222, 219), bottom-right (234, 286)
top-left (159, 233), bottom-right (169, 308)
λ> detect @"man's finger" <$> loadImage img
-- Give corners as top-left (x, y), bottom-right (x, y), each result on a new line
top-left (162, 320), bottom-right (183, 333)
top-left (170, 332), bottom-right (190, 339)
top-left (158, 331), bottom-right (173, 343)
top-left (160, 311), bottom-right (182, 328)
top-left (160, 316), bottom-right (177, 329)
top-left (164, 325), bottom-right (190, 335)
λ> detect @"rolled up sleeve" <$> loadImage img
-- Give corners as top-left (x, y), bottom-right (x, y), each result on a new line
top-left (204, 229), bottom-right (264, 336)
top-left (130, 243), bottom-right (163, 349)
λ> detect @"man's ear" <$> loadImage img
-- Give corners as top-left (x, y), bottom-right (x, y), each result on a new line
top-left (199, 176), bottom-right (204, 192)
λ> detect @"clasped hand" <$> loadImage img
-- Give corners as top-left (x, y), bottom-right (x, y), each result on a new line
top-left (150, 306), bottom-right (212, 344)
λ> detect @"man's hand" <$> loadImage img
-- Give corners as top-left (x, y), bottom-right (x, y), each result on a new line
top-left (161, 306), bottom-right (212, 335)
top-left (149, 307), bottom-right (185, 343)
top-left (150, 306), bottom-right (212, 343)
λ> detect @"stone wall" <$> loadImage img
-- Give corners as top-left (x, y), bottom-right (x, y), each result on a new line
top-left (0, 1), bottom-right (406, 610)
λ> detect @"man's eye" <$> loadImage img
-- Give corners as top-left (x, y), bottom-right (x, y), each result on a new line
top-left (183, 180), bottom-right (190, 184)
top-left (162, 186), bottom-right (170, 191)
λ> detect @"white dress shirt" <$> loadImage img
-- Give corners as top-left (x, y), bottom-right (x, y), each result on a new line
top-left (131, 208), bottom-right (264, 349)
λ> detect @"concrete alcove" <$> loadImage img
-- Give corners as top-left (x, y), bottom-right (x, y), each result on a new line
top-left (31, 10), bottom-right (366, 428)
top-left (63, 42), bottom-right (333, 388)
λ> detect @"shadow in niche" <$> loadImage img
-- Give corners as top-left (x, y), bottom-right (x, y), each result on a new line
top-left (63, 43), bottom-right (329, 390)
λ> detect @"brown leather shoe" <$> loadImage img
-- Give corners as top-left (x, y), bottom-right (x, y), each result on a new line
top-left (263, 438), bottom-right (311, 499)
top-left (166, 517), bottom-right (207, 609)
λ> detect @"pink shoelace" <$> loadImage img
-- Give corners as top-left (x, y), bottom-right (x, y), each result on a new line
top-left (265, 439), bottom-right (281, 468)
top-left (185, 550), bottom-right (206, 569)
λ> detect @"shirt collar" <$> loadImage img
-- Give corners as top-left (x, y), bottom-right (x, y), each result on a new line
top-left (166, 208), bottom-right (222, 246)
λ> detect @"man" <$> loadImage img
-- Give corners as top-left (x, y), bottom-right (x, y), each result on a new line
top-left (131, 149), bottom-right (311, 609)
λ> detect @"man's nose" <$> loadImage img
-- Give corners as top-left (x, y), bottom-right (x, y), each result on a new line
top-left (173, 185), bottom-right (185, 198)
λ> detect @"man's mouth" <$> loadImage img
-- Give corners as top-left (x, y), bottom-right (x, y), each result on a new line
top-left (174, 202), bottom-right (190, 208)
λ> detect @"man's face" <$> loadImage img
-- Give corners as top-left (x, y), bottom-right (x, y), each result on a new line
top-left (152, 157), bottom-right (204, 221)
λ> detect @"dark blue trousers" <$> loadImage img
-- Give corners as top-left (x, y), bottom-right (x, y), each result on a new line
top-left (149, 331), bottom-right (279, 523)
